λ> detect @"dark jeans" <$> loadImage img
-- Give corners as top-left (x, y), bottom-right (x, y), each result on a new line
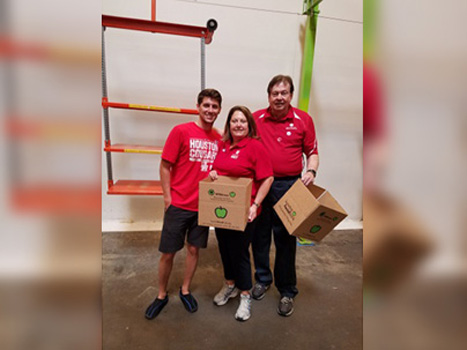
top-left (252, 177), bottom-right (299, 298)
top-left (215, 220), bottom-right (256, 291)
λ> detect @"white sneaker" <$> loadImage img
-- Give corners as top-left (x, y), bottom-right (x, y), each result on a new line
top-left (235, 294), bottom-right (252, 321)
top-left (213, 282), bottom-right (239, 306)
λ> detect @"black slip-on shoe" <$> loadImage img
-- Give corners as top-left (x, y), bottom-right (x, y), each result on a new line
top-left (179, 288), bottom-right (198, 313)
top-left (145, 295), bottom-right (169, 320)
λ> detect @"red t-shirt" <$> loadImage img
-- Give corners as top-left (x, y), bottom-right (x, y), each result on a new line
top-left (212, 137), bottom-right (273, 208)
top-left (162, 122), bottom-right (222, 211)
top-left (253, 106), bottom-right (318, 177)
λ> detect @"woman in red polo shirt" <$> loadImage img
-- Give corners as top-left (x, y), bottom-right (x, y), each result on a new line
top-left (209, 105), bottom-right (273, 321)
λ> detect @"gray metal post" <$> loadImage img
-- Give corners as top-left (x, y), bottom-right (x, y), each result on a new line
top-left (201, 37), bottom-right (206, 90)
top-left (102, 27), bottom-right (113, 182)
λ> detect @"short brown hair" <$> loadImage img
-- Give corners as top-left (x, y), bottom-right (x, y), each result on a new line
top-left (267, 75), bottom-right (294, 95)
top-left (223, 105), bottom-right (258, 143)
top-left (197, 88), bottom-right (222, 107)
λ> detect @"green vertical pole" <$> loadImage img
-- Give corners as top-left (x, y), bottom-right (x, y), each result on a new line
top-left (298, 2), bottom-right (322, 246)
top-left (364, 0), bottom-right (377, 61)
top-left (298, 5), bottom-right (320, 112)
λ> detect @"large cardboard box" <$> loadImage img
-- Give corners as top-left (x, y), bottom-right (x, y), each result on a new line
top-left (198, 176), bottom-right (252, 231)
top-left (363, 193), bottom-right (432, 291)
top-left (274, 181), bottom-right (348, 242)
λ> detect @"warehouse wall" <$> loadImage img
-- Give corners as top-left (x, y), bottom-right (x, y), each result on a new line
top-left (101, 0), bottom-right (362, 231)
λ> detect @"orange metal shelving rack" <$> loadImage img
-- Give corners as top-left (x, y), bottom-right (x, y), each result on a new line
top-left (1, 36), bottom-right (101, 214)
top-left (102, 1), bottom-right (217, 195)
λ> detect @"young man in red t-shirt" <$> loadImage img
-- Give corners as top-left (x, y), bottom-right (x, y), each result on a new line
top-left (251, 75), bottom-right (319, 317)
top-left (145, 89), bottom-right (223, 319)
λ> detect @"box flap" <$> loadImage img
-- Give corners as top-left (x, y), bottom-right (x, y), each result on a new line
top-left (318, 191), bottom-right (347, 215)
top-left (291, 180), bottom-right (321, 215)
top-left (307, 184), bottom-right (327, 200)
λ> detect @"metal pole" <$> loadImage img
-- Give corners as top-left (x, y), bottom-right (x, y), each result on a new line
top-left (200, 37), bottom-right (206, 90)
top-left (1, 0), bottom-right (20, 186)
top-left (312, 0), bottom-right (324, 9)
top-left (303, 0), bottom-right (324, 14)
top-left (298, 7), bottom-right (320, 112)
top-left (101, 27), bottom-right (113, 183)
top-left (151, 0), bottom-right (156, 21)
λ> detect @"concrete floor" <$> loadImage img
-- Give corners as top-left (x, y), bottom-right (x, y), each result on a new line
top-left (103, 229), bottom-right (362, 350)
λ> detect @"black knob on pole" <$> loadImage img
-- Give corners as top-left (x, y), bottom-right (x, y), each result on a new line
top-left (207, 19), bottom-right (218, 32)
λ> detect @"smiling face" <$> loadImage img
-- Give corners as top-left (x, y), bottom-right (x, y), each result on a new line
top-left (268, 81), bottom-right (293, 118)
top-left (197, 97), bottom-right (221, 129)
top-left (229, 110), bottom-right (249, 143)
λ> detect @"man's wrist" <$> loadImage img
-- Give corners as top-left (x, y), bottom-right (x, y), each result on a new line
top-left (306, 169), bottom-right (317, 177)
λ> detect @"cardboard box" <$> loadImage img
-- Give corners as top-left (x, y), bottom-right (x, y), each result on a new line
top-left (274, 181), bottom-right (348, 242)
top-left (198, 176), bottom-right (252, 231)
top-left (363, 193), bottom-right (432, 291)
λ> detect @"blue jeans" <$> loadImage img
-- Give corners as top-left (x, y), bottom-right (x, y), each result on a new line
top-left (252, 177), bottom-right (299, 298)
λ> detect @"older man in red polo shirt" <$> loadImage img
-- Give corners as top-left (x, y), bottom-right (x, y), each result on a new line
top-left (251, 75), bottom-right (319, 317)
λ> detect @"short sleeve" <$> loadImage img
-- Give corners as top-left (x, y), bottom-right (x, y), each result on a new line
top-left (303, 114), bottom-right (318, 156)
top-left (162, 126), bottom-right (183, 164)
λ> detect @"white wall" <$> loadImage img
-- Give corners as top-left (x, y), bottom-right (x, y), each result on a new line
top-left (101, 0), bottom-right (362, 231)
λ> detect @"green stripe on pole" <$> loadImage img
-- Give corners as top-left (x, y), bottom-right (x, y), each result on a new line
top-left (364, 0), bottom-right (377, 60)
top-left (298, 8), bottom-right (319, 112)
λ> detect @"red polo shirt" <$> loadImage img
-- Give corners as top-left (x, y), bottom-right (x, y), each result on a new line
top-left (212, 137), bottom-right (273, 206)
top-left (363, 63), bottom-right (385, 142)
top-left (162, 122), bottom-right (222, 211)
top-left (253, 106), bottom-right (318, 177)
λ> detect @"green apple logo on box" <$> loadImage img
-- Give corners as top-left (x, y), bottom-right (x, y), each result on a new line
top-left (208, 189), bottom-right (215, 196)
top-left (229, 192), bottom-right (236, 198)
top-left (310, 225), bottom-right (321, 233)
top-left (215, 207), bottom-right (228, 219)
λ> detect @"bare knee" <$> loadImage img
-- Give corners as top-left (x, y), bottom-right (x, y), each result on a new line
top-left (160, 252), bottom-right (176, 263)
top-left (186, 244), bottom-right (199, 258)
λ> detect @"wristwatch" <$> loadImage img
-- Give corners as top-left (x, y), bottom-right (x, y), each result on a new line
top-left (306, 169), bottom-right (317, 177)
top-left (253, 202), bottom-right (260, 208)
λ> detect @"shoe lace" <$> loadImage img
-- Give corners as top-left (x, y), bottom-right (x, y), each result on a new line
top-left (239, 295), bottom-right (251, 310)
top-left (221, 283), bottom-right (234, 296)
top-left (281, 296), bottom-right (293, 305)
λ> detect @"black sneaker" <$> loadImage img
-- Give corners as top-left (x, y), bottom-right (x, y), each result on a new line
top-left (251, 283), bottom-right (270, 300)
top-left (277, 296), bottom-right (294, 317)
top-left (179, 288), bottom-right (198, 313)
top-left (145, 295), bottom-right (169, 320)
